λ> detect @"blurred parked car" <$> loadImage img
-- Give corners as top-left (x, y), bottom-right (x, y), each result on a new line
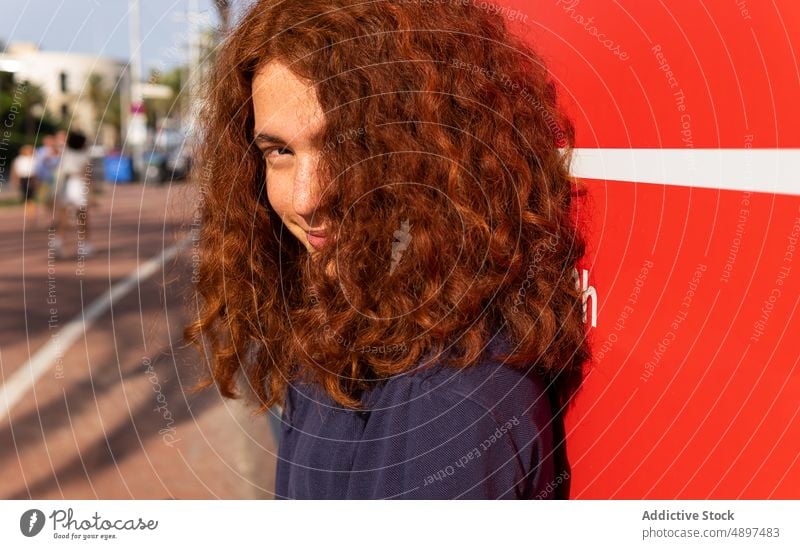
top-left (143, 150), bottom-right (169, 184)
top-left (165, 145), bottom-right (191, 181)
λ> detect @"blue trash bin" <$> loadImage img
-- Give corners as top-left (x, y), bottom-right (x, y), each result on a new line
top-left (103, 155), bottom-right (133, 183)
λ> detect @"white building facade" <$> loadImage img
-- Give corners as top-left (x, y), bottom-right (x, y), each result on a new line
top-left (0, 42), bottom-right (130, 147)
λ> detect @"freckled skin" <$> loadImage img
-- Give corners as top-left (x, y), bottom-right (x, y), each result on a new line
top-left (251, 60), bottom-right (328, 254)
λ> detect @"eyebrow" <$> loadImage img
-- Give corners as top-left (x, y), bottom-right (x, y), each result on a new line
top-left (253, 129), bottom-right (325, 148)
top-left (254, 133), bottom-right (288, 146)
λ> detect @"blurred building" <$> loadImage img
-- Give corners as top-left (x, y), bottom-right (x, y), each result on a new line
top-left (0, 42), bottom-right (130, 147)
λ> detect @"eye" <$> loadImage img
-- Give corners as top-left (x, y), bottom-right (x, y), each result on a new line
top-left (262, 146), bottom-right (293, 163)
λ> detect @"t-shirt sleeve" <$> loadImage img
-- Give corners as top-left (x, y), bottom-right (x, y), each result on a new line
top-left (343, 386), bottom-right (542, 499)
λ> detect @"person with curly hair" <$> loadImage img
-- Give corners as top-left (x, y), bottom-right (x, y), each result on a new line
top-left (185, 0), bottom-right (591, 499)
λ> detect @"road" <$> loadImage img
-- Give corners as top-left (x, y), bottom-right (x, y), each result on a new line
top-left (0, 181), bottom-right (277, 499)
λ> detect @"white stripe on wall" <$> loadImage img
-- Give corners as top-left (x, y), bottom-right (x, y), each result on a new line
top-left (571, 148), bottom-right (800, 196)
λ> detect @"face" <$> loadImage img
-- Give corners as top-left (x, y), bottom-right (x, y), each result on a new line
top-left (43, 136), bottom-right (58, 153)
top-left (251, 60), bottom-right (330, 253)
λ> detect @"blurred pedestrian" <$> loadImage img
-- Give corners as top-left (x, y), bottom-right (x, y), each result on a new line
top-left (50, 131), bottom-right (94, 259)
top-left (11, 145), bottom-right (39, 224)
top-left (55, 129), bottom-right (67, 149)
top-left (34, 134), bottom-right (60, 195)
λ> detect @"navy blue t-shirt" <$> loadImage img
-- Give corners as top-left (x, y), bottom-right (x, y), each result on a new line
top-left (274, 339), bottom-right (569, 499)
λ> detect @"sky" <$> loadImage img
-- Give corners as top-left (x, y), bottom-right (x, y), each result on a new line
top-left (0, 0), bottom-right (225, 74)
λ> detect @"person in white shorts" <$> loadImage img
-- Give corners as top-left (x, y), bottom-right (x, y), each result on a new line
top-left (50, 131), bottom-right (94, 259)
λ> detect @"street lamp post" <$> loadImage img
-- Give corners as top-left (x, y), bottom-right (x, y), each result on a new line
top-left (127, 0), bottom-right (146, 181)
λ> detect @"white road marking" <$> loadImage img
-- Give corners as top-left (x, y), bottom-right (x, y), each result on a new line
top-left (0, 237), bottom-right (191, 424)
top-left (571, 148), bottom-right (800, 196)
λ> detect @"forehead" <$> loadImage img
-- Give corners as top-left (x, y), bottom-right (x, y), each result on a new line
top-left (251, 60), bottom-right (325, 144)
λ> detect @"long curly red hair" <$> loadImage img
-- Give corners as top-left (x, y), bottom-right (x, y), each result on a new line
top-left (184, 0), bottom-right (592, 414)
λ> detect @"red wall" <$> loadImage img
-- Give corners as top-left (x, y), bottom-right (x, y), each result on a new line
top-left (497, 0), bottom-right (800, 498)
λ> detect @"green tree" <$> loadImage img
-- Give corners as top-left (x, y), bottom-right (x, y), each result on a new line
top-left (151, 66), bottom-right (186, 122)
top-left (0, 76), bottom-right (57, 180)
top-left (86, 72), bottom-right (122, 143)
top-left (0, 78), bottom-right (55, 141)
top-left (86, 73), bottom-right (107, 128)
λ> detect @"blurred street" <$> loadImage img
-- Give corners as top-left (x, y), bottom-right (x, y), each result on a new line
top-left (0, 181), bottom-right (278, 499)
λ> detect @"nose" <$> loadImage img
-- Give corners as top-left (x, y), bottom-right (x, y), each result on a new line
top-left (292, 153), bottom-right (323, 221)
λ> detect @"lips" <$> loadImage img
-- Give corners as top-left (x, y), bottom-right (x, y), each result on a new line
top-left (306, 231), bottom-right (329, 250)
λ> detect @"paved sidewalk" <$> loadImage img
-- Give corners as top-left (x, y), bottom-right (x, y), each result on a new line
top-left (0, 181), bottom-right (278, 499)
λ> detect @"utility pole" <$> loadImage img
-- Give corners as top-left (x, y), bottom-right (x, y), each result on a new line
top-left (187, 0), bottom-right (201, 136)
top-left (127, 0), bottom-right (146, 180)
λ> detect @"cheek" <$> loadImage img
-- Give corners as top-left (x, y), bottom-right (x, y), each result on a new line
top-left (265, 173), bottom-right (292, 219)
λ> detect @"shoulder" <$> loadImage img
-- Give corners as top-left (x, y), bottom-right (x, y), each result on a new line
top-left (347, 340), bottom-right (556, 498)
top-left (357, 338), bottom-right (556, 477)
top-left (365, 339), bottom-right (552, 429)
